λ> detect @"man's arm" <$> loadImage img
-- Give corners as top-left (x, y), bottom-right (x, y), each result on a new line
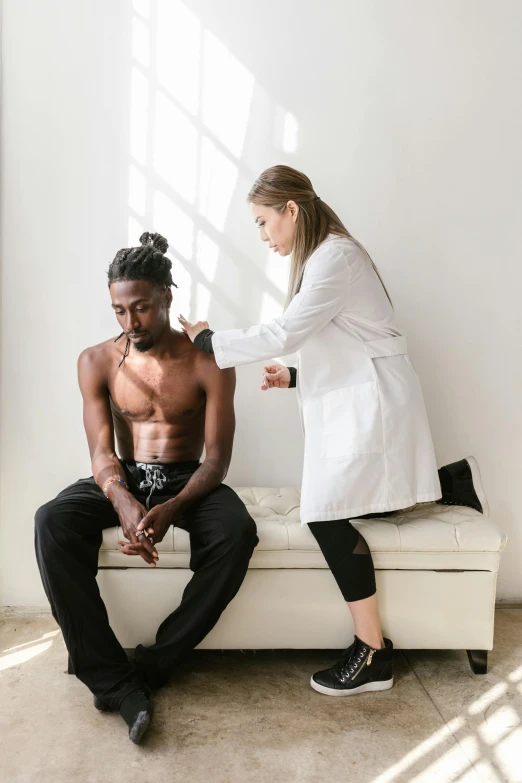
top-left (78, 348), bottom-right (125, 491)
top-left (78, 347), bottom-right (158, 564)
top-left (138, 356), bottom-right (236, 541)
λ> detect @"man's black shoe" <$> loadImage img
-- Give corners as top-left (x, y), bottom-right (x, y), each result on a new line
top-left (311, 636), bottom-right (393, 696)
top-left (437, 456), bottom-right (488, 515)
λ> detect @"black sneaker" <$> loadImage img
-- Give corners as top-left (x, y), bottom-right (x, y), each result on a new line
top-left (437, 456), bottom-right (488, 515)
top-left (311, 636), bottom-right (394, 696)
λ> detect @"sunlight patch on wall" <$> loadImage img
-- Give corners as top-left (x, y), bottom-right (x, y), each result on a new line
top-left (274, 106), bottom-right (299, 153)
top-left (127, 1), bottom-right (301, 332)
top-left (196, 232), bottom-right (219, 283)
top-left (283, 112), bottom-right (299, 153)
top-left (153, 191), bottom-right (194, 260)
top-left (260, 291), bottom-right (282, 324)
top-left (154, 93), bottom-right (198, 203)
top-left (157, 0), bottom-right (201, 116)
top-left (129, 164), bottom-right (146, 216)
top-left (132, 16), bottom-right (150, 68)
top-left (196, 282), bottom-right (211, 318)
top-left (130, 67), bottom-right (149, 165)
top-left (171, 264), bottom-right (192, 316)
top-left (128, 215), bottom-right (144, 246)
top-left (264, 251), bottom-right (290, 295)
top-left (201, 31), bottom-right (254, 158)
top-left (199, 137), bottom-right (238, 231)
top-left (153, 191), bottom-right (193, 315)
top-left (133, 0), bottom-right (150, 19)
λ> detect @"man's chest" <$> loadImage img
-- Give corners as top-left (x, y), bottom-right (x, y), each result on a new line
top-left (108, 361), bottom-right (205, 423)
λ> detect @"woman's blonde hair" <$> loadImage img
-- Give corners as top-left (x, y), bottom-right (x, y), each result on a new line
top-left (247, 164), bottom-right (392, 309)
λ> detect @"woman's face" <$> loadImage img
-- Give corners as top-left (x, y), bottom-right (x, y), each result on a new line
top-left (250, 201), bottom-right (299, 256)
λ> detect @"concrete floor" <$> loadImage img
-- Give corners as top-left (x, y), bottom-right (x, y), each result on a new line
top-left (1, 607), bottom-right (521, 783)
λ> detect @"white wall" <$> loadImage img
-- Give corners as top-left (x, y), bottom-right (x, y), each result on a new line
top-left (1, 0), bottom-right (521, 605)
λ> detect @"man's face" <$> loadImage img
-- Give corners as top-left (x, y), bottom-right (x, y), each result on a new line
top-left (110, 279), bottom-right (172, 353)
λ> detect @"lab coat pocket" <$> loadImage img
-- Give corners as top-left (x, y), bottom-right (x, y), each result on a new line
top-left (320, 381), bottom-right (383, 458)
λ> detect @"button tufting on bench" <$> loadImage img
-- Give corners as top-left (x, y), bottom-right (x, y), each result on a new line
top-left (99, 488), bottom-right (506, 573)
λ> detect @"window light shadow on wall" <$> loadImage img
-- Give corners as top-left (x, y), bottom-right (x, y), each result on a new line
top-left (128, 0), bottom-right (299, 329)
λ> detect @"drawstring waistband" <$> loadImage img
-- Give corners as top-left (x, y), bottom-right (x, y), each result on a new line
top-left (136, 463), bottom-right (167, 510)
top-left (120, 459), bottom-right (200, 508)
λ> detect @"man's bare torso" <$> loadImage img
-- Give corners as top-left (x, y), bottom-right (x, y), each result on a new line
top-left (97, 330), bottom-right (208, 463)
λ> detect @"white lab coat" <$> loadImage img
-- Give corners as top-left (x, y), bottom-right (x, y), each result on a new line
top-left (211, 235), bottom-right (441, 525)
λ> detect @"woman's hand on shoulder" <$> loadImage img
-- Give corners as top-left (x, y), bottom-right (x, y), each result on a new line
top-left (261, 364), bottom-right (290, 390)
top-left (178, 314), bottom-right (209, 342)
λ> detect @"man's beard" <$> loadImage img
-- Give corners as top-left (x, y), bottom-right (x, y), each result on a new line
top-left (131, 338), bottom-right (154, 353)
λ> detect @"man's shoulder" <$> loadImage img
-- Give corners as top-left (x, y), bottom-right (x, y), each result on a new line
top-left (195, 344), bottom-right (234, 371)
top-left (78, 337), bottom-right (122, 377)
top-left (192, 343), bottom-right (235, 389)
top-left (79, 336), bottom-right (120, 359)
top-left (172, 330), bottom-right (219, 370)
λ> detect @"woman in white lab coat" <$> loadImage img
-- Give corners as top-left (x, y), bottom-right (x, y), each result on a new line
top-left (179, 165), bottom-right (485, 697)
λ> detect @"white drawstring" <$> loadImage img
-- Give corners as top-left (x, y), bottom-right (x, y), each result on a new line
top-left (136, 463), bottom-right (167, 509)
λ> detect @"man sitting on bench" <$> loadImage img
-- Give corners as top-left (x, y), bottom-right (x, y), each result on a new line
top-left (35, 232), bottom-right (258, 744)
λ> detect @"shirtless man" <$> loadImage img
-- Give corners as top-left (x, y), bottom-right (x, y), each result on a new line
top-left (34, 232), bottom-right (258, 744)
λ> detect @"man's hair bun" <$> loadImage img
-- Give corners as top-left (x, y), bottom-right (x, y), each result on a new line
top-left (139, 232), bottom-right (169, 255)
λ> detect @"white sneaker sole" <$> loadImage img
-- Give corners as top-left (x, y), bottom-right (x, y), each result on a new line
top-left (466, 455), bottom-right (489, 516)
top-left (310, 676), bottom-right (394, 696)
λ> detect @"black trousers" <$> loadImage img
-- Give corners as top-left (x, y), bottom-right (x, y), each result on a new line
top-left (34, 460), bottom-right (258, 708)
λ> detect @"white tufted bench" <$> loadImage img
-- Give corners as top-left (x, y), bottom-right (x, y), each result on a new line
top-left (95, 488), bottom-right (507, 674)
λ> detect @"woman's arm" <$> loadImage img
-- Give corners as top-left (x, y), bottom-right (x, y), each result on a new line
top-left (209, 245), bottom-right (351, 369)
top-left (194, 330), bottom-right (298, 388)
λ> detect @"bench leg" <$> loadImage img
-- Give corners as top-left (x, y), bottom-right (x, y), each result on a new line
top-left (467, 649), bottom-right (488, 674)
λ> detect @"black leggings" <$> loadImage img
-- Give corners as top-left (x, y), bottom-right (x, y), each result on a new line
top-left (309, 512), bottom-right (396, 602)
